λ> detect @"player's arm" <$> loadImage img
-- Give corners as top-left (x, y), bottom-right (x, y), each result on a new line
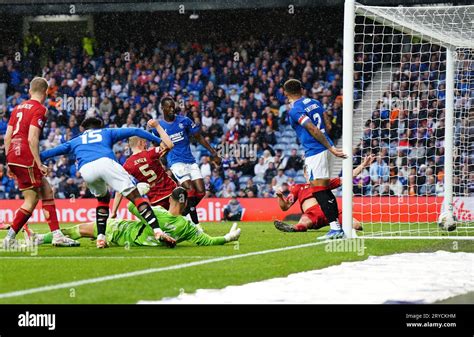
top-left (326, 154), bottom-right (376, 191)
top-left (352, 154), bottom-right (375, 177)
top-left (29, 125), bottom-right (49, 174)
top-left (275, 189), bottom-right (295, 211)
top-left (110, 127), bottom-right (162, 145)
top-left (303, 121), bottom-right (346, 158)
top-left (111, 193), bottom-right (124, 218)
top-left (40, 141), bottom-right (72, 161)
top-left (193, 132), bottom-right (221, 165)
top-left (187, 223), bottom-right (240, 246)
top-left (4, 125), bottom-right (12, 153)
top-left (127, 201), bottom-right (147, 223)
top-left (147, 119), bottom-right (174, 149)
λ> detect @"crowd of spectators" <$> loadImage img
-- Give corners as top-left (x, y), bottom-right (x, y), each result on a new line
top-left (351, 43), bottom-right (473, 197)
top-left (1, 32), bottom-right (470, 201)
top-left (0, 34), bottom-right (344, 199)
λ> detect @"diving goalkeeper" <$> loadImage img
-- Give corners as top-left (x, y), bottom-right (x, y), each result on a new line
top-left (25, 187), bottom-right (241, 247)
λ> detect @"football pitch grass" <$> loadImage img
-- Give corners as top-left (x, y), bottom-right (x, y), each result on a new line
top-left (0, 222), bottom-right (473, 304)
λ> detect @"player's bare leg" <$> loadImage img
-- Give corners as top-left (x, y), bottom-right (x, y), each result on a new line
top-left (126, 189), bottom-right (176, 248)
top-left (274, 215), bottom-right (313, 233)
top-left (2, 188), bottom-right (39, 248)
top-left (39, 177), bottom-right (79, 247)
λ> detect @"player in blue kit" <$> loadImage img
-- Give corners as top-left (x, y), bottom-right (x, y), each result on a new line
top-left (284, 79), bottom-right (347, 240)
top-left (152, 96), bottom-right (221, 226)
top-left (40, 117), bottom-right (176, 248)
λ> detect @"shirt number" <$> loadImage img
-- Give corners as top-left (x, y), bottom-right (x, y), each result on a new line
top-left (312, 113), bottom-right (322, 129)
top-left (81, 130), bottom-right (103, 144)
top-left (13, 112), bottom-right (23, 135)
top-left (139, 164), bottom-right (158, 183)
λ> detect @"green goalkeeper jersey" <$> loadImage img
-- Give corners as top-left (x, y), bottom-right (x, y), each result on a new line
top-left (104, 203), bottom-right (226, 247)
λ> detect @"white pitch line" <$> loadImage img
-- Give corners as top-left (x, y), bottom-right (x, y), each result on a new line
top-left (0, 241), bottom-right (327, 300)
top-left (0, 256), bottom-right (224, 260)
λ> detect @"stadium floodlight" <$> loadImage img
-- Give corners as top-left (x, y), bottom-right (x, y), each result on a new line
top-left (342, 0), bottom-right (474, 239)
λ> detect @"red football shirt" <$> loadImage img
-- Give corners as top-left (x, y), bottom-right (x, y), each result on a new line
top-left (287, 178), bottom-right (342, 212)
top-left (123, 148), bottom-right (177, 203)
top-left (6, 99), bottom-right (47, 167)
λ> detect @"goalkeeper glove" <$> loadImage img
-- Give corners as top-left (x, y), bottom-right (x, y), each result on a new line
top-left (224, 223), bottom-right (241, 242)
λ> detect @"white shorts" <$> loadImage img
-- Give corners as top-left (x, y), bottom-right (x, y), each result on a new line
top-left (170, 162), bottom-right (203, 184)
top-left (305, 151), bottom-right (329, 180)
top-left (79, 157), bottom-right (136, 197)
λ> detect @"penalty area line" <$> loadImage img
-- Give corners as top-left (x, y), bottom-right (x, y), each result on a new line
top-left (0, 241), bottom-right (327, 300)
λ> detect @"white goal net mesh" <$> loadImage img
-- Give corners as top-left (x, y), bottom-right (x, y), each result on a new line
top-left (350, 4), bottom-right (474, 237)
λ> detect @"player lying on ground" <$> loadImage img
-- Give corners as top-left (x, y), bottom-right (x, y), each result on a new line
top-left (40, 117), bottom-right (176, 248)
top-left (25, 187), bottom-right (241, 247)
top-left (284, 79), bottom-right (347, 240)
top-left (153, 97), bottom-right (221, 227)
top-left (274, 154), bottom-right (375, 233)
top-left (3, 77), bottom-right (78, 248)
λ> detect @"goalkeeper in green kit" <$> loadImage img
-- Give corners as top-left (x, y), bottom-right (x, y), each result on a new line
top-left (24, 187), bottom-right (241, 247)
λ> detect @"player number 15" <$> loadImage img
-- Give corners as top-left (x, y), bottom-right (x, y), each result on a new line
top-left (81, 130), bottom-right (103, 144)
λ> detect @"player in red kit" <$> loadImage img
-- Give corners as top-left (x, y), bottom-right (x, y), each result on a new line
top-left (111, 121), bottom-right (176, 216)
top-left (274, 155), bottom-right (374, 232)
top-left (3, 77), bottom-right (78, 248)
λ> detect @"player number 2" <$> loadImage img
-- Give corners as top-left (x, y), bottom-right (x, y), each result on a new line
top-left (312, 113), bottom-right (322, 129)
top-left (139, 164), bottom-right (158, 183)
top-left (81, 130), bottom-right (103, 144)
top-left (13, 112), bottom-right (23, 135)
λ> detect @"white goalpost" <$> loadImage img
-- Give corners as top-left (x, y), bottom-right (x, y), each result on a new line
top-left (342, 0), bottom-right (474, 239)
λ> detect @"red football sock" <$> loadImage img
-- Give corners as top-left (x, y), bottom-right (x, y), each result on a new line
top-left (194, 191), bottom-right (205, 204)
top-left (293, 223), bottom-right (308, 232)
top-left (42, 199), bottom-right (60, 232)
top-left (11, 208), bottom-right (32, 233)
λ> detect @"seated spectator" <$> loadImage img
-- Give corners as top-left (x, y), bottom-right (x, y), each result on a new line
top-left (223, 195), bottom-right (243, 221)
top-left (200, 156), bottom-right (212, 178)
top-left (264, 162), bottom-right (277, 184)
top-left (254, 157), bottom-right (267, 178)
top-left (369, 156), bottom-right (389, 184)
top-left (284, 148), bottom-right (304, 172)
top-left (272, 169), bottom-right (288, 188)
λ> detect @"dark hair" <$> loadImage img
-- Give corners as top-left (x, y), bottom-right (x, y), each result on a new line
top-left (171, 186), bottom-right (188, 203)
top-left (81, 117), bottom-right (104, 130)
top-left (160, 96), bottom-right (175, 106)
top-left (283, 79), bottom-right (303, 95)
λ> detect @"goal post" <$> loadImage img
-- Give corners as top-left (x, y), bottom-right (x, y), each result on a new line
top-left (342, 1), bottom-right (474, 239)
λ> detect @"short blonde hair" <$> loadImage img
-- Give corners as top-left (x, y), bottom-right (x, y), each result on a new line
top-left (30, 77), bottom-right (49, 95)
top-left (128, 136), bottom-right (144, 148)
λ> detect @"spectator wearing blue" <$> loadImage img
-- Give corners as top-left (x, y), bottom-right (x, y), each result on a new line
top-left (369, 155), bottom-right (390, 185)
top-left (223, 195), bottom-right (243, 221)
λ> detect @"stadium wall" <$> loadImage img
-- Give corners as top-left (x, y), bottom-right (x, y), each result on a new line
top-left (1, 197), bottom-right (471, 224)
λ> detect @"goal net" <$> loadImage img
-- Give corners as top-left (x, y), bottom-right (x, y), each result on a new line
top-left (342, 1), bottom-right (474, 239)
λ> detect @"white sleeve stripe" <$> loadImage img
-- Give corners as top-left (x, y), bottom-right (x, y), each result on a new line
top-left (298, 115), bottom-right (310, 125)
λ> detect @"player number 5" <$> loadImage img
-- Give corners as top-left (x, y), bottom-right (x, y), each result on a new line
top-left (139, 164), bottom-right (158, 183)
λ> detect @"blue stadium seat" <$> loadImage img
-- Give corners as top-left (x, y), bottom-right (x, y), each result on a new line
top-left (239, 175), bottom-right (251, 183)
top-left (253, 176), bottom-right (265, 184)
top-left (294, 176), bottom-right (307, 184)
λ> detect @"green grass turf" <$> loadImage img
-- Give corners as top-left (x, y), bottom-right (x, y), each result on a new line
top-left (0, 222), bottom-right (473, 304)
